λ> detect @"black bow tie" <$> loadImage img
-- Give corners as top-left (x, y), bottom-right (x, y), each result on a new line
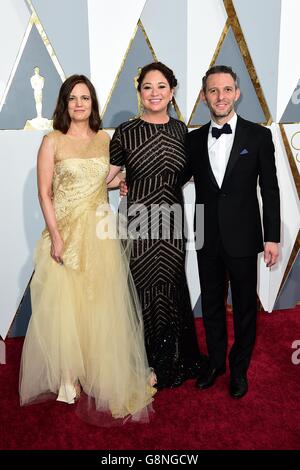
top-left (211, 123), bottom-right (232, 139)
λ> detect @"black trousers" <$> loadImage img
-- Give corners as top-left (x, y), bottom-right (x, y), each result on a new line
top-left (197, 243), bottom-right (258, 377)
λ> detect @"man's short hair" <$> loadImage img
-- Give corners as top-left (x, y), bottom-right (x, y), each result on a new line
top-left (202, 65), bottom-right (239, 92)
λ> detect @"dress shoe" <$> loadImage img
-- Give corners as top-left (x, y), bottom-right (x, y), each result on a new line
top-left (230, 375), bottom-right (248, 398)
top-left (196, 365), bottom-right (226, 389)
top-left (170, 372), bottom-right (186, 388)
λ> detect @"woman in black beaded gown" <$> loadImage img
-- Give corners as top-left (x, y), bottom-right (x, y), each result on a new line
top-left (107, 62), bottom-right (205, 389)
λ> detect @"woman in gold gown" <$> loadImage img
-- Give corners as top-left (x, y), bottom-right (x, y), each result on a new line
top-left (19, 75), bottom-right (155, 425)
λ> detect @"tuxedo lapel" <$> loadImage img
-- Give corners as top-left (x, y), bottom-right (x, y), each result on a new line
top-left (200, 124), bottom-right (219, 188)
top-left (221, 116), bottom-right (248, 189)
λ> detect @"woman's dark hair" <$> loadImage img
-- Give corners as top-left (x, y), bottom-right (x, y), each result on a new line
top-left (137, 62), bottom-right (177, 91)
top-left (52, 74), bottom-right (101, 133)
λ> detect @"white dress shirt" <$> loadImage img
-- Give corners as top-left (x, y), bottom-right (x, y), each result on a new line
top-left (208, 113), bottom-right (237, 188)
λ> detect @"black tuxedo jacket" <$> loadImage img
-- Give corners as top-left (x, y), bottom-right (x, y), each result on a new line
top-left (184, 116), bottom-right (280, 257)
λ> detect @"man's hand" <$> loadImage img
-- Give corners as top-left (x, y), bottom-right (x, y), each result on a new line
top-left (264, 242), bottom-right (279, 268)
top-left (119, 180), bottom-right (128, 197)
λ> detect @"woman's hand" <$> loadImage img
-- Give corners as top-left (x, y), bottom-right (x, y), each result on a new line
top-left (50, 233), bottom-right (64, 265)
top-left (119, 180), bottom-right (128, 197)
top-left (107, 171), bottom-right (125, 189)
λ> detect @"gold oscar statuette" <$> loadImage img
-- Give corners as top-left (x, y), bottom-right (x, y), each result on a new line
top-left (24, 67), bottom-right (52, 130)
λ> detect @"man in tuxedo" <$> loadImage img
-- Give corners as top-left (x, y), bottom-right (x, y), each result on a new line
top-left (185, 65), bottom-right (280, 398)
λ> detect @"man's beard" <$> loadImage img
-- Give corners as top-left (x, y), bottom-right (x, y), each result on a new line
top-left (211, 103), bottom-right (234, 120)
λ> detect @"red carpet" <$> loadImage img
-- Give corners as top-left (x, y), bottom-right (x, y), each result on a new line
top-left (0, 308), bottom-right (299, 450)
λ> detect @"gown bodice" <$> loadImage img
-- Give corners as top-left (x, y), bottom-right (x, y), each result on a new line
top-left (48, 130), bottom-right (110, 223)
top-left (43, 130), bottom-right (111, 271)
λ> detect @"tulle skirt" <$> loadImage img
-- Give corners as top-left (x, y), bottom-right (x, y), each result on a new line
top-left (19, 207), bottom-right (155, 425)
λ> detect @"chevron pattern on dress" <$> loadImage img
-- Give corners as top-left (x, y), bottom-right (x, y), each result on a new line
top-left (110, 117), bottom-right (203, 388)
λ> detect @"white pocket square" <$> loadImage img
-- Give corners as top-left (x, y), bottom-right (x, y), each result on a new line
top-left (240, 148), bottom-right (249, 155)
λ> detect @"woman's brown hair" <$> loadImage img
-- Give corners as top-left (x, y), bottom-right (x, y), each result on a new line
top-left (52, 74), bottom-right (101, 133)
top-left (137, 62), bottom-right (177, 91)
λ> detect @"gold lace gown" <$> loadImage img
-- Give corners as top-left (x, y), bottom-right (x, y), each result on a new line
top-left (19, 130), bottom-right (155, 425)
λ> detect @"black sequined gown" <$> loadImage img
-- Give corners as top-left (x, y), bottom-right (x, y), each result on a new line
top-left (110, 117), bottom-right (205, 388)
